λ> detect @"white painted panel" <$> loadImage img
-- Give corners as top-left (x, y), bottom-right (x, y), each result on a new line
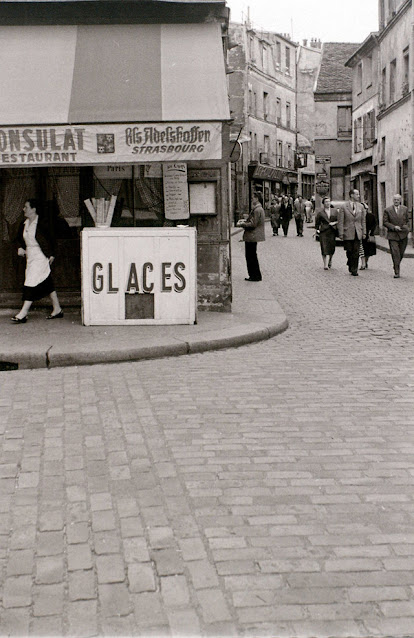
top-left (82, 228), bottom-right (196, 325)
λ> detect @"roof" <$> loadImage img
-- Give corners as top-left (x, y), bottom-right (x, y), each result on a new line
top-left (345, 32), bottom-right (379, 67)
top-left (315, 42), bottom-right (359, 94)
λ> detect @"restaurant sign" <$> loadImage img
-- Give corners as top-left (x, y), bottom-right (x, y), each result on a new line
top-left (81, 228), bottom-right (197, 325)
top-left (0, 123), bottom-right (222, 167)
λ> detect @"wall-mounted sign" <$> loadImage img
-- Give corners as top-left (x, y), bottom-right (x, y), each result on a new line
top-left (316, 181), bottom-right (330, 194)
top-left (0, 122), bottom-right (222, 167)
top-left (315, 156), bottom-right (331, 163)
top-left (94, 165), bottom-right (133, 179)
top-left (163, 163), bottom-right (189, 220)
top-left (81, 228), bottom-right (197, 325)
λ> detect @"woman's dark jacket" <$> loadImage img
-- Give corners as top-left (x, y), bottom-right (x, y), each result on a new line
top-left (315, 207), bottom-right (338, 234)
top-left (16, 214), bottom-right (56, 258)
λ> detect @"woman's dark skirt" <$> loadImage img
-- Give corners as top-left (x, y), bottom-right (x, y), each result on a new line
top-left (319, 230), bottom-right (336, 256)
top-left (362, 237), bottom-right (377, 257)
top-left (23, 274), bottom-right (55, 302)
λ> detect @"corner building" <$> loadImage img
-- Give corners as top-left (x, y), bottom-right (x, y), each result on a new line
top-left (0, 0), bottom-right (232, 311)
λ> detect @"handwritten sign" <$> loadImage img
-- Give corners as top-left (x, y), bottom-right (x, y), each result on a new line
top-left (163, 163), bottom-right (189, 220)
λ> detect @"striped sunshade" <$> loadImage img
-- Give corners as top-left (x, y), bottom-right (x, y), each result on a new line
top-left (0, 22), bottom-right (230, 125)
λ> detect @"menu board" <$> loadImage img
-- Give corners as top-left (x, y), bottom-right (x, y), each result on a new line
top-left (163, 162), bottom-right (189, 220)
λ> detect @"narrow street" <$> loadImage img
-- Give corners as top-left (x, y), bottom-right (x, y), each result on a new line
top-left (1, 224), bottom-right (414, 638)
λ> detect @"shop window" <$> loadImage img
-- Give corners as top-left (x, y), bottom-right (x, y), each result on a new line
top-left (189, 183), bottom-right (216, 215)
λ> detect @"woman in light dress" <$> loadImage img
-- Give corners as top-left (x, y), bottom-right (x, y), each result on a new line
top-left (11, 199), bottom-right (63, 323)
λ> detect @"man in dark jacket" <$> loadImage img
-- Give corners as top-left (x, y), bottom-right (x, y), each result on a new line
top-left (383, 194), bottom-right (411, 278)
top-left (237, 192), bottom-right (265, 281)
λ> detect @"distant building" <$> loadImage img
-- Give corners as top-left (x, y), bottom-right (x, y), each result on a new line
top-left (227, 23), bottom-right (298, 219)
top-left (296, 39), bottom-right (322, 200)
top-left (314, 42), bottom-right (359, 205)
top-left (376, 0), bottom-right (412, 228)
top-left (345, 33), bottom-right (379, 222)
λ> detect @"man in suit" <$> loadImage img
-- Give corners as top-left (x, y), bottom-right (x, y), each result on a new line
top-left (237, 192), bottom-right (265, 281)
top-left (293, 195), bottom-right (306, 237)
top-left (337, 188), bottom-right (366, 276)
top-left (383, 194), bottom-right (411, 278)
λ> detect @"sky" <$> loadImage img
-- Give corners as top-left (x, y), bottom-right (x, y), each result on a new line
top-left (226, 0), bottom-right (379, 44)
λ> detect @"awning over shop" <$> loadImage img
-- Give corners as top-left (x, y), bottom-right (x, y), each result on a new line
top-left (0, 23), bottom-right (230, 125)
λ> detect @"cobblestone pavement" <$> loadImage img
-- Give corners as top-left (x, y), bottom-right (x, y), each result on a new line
top-left (1, 226), bottom-right (414, 638)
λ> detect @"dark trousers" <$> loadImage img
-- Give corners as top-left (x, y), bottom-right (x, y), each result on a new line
top-left (281, 219), bottom-right (290, 236)
top-left (389, 237), bottom-right (408, 274)
top-left (295, 217), bottom-right (303, 236)
top-left (245, 242), bottom-right (262, 280)
top-left (343, 234), bottom-right (360, 274)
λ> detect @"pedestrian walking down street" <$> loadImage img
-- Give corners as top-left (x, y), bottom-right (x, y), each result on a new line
top-left (270, 196), bottom-right (281, 236)
top-left (304, 198), bottom-right (313, 223)
top-left (383, 194), bottom-right (411, 278)
top-left (237, 191), bottom-right (265, 281)
top-left (360, 202), bottom-right (377, 269)
top-left (315, 196), bottom-right (338, 270)
top-left (337, 189), bottom-right (366, 276)
top-left (279, 195), bottom-right (293, 236)
top-left (11, 199), bottom-right (63, 323)
top-left (293, 195), bottom-right (306, 236)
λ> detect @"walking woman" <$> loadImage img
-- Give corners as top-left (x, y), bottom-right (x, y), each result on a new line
top-left (11, 199), bottom-right (63, 323)
top-left (315, 196), bottom-right (338, 269)
top-left (360, 203), bottom-right (377, 269)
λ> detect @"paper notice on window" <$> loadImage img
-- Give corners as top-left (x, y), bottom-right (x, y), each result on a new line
top-left (163, 163), bottom-right (189, 220)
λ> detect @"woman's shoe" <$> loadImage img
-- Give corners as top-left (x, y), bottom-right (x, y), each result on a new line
top-left (324, 266), bottom-right (328, 270)
top-left (47, 310), bottom-right (64, 320)
top-left (11, 315), bottom-right (27, 324)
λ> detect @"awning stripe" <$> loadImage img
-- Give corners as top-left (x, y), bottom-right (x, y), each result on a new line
top-left (0, 25), bottom-right (77, 125)
top-left (0, 23), bottom-right (230, 126)
top-left (68, 25), bottom-right (163, 123)
top-left (161, 23), bottom-right (230, 121)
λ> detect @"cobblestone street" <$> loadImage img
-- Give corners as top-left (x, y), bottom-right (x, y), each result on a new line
top-left (1, 225), bottom-right (414, 637)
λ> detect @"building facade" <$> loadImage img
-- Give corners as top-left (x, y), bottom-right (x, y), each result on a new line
top-left (296, 39), bottom-right (322, 200)
top-left (228, 23), bottom-right (298, 219)
top-left (314, 42), bottom-right (359, 206)
top-left (376, 0), bottom-right (412, 228)
top-left (345, 33), bottom-right (380, 222)
top-left (0, 0), bottom-right (233, 312)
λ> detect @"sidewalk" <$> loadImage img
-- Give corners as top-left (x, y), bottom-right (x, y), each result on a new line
top-left (375, 233), bottom-right (414, 257)
top-left (0, 228), bottom-right (288, 370)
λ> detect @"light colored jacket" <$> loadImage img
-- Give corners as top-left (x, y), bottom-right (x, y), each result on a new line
top-left (242, 203), bottom-right (265, 242)
top-left (337, 201), bottom-right (366, 241)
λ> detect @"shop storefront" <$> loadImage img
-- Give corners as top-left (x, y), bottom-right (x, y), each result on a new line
top-left (0, 10), bottom-right (232, 311)
top-left (248, 163), bottom-right (298, 210)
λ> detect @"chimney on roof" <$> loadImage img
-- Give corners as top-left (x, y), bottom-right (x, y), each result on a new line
top-left (303, 39), bottom-right (308, 47)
